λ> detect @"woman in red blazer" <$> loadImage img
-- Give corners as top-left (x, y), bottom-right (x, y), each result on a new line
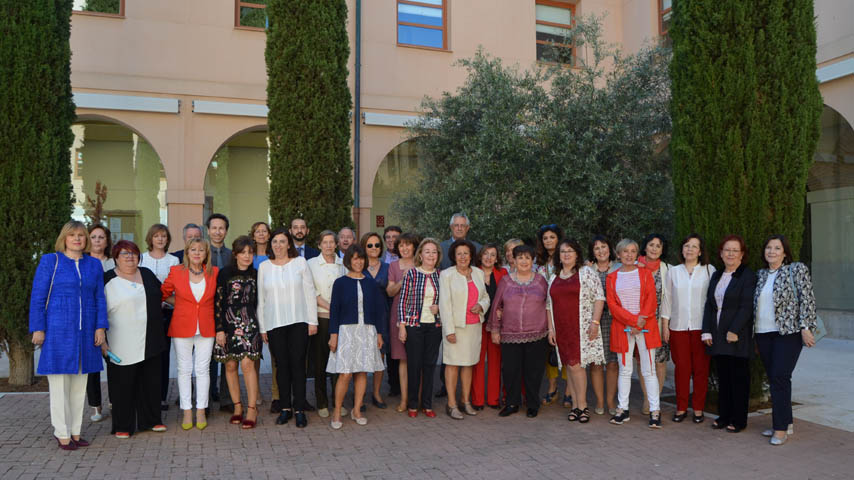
top-left (161, 238), bottom-right (218, 431)
top-left (605, 238), bottom-right (662, 428)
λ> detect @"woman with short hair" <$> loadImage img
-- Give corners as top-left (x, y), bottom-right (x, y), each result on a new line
top-left (488, 244), bottom-right (550, 418)
top-left (753, 235), bottom-right (817, 445)
top-left (661, 234), bottom-right (715, 423)
top-left (139, 223), bottom-right (180, 411)
top-left (85, 224), bottom-right (115, 422)
top-left (398, 238), bottom-right (443, 418)
top-left (213, 236), bottom-right (262, 429)
top-left (258, 229), bottom-right (318, 428)
top-left (327, 245), bottom-right (388, 429)
top-left (161, 238), bottom-right (219, 431)
top-left (386, 232), bottom-right (420, 412)
top-left (606, 239), bottom-right (662, 428)
top-left (361, 232), bottom-right (391, 409)
top-left (502, 238), bottom-right (523, 274)
top-left (547, 239), bottom-right (605, 424)
top-left (439, 239), bottom-right (490, 419)
top-left (701, 235), bottom-right (756, 433)
top-left (29, 221), bottom-right (108, 450)
top-left (103, 240), bottom-right (168, 438)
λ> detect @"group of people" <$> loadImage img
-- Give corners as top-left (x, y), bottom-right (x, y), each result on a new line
top-left (29, 213), bottom-right (817, 450)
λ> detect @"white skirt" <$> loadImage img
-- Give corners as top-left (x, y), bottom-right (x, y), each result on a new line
top-left (443, 322), bottom-right (482, 366)
top-left (326, 323), bottom-right (385, 374)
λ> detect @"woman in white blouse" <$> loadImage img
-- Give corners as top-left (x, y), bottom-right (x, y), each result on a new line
top-left (103, 240), bottom-right (168, 438)
top-left (139, 223), bottom-right (180, 411)
top-left (307, 230), bottom-right (347, 418)
top-left (258, 229), bottom-right (318, 429)
top-left (661, 234), bottom-right (715, 423)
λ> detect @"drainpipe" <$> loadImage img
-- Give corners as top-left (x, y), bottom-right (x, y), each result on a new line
top-left (353, 0), bottom-right (362, 229)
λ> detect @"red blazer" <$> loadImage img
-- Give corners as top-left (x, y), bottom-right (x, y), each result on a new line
top-left (605, 267), bottom-right (661, 355)
top-left (161, 265), bottom-right (219, 338)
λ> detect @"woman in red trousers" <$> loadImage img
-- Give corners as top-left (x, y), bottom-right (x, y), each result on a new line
top-left (471, 244), bottom-right (505, 409)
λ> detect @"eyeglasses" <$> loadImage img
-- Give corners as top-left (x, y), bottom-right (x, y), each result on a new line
top-left (722, 249), bottom-right (742, 254)
top-left (366, 243), bottom-right (381, 248)
top-left (118, 251), bottom-right (138, 258)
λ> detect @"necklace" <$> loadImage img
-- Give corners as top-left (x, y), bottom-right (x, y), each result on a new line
top-left (559, 269), bottom-right (575, 279)
top-left (189, 266), bottom-right (204, 275)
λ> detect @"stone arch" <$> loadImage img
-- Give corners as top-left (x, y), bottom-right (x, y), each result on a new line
top-left (368, 137), bottom-right (424, 235)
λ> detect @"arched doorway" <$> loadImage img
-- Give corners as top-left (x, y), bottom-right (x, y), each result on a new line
top-left (370, 139), bottom-right (423, 235)
top-left (70, 119), bottom-right (167, 244)
top-left (203, 128), bottom-right (270, 246)
top-left (805, 105), bottom-right (854, 313)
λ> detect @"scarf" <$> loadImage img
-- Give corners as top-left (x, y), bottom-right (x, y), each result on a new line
top-left (638, 255), bottom-right (660, 273)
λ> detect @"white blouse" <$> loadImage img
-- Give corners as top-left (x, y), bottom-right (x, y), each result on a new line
top-left (139, 252), bottom-right (180, 283)
top-left (661, 263), bottom-right (716, 331)
top-left (756, 270), bottom-right (779, 333)
top-left (257, 257), bottom-right (319, 333)
top-left (307, 255), bottom-right (347, 316)
top-left (104, 276), bottom-right (147, 365)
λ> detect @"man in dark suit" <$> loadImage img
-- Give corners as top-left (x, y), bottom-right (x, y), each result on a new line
top-left (170, 223), bottom-right (203, 263)
top-left (290, 218), bottom-right (319, 260)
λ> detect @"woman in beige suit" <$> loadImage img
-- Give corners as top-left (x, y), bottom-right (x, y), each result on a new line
top-left (439, 239), bottom-right (490, 420)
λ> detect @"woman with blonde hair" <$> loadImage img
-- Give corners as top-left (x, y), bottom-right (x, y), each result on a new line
top-left (30, 221), bottom-right (108, 450)
top-left (161, 238), bottom-right (219, 430)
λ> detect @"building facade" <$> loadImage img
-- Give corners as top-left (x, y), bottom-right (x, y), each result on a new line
top-left (68, 0), bottom-right (853, 335)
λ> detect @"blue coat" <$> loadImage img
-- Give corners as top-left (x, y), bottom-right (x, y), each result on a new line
top-left (29, 253), bottom-right (109, 375)
top-left (329, 275), bottom-right (388, 337)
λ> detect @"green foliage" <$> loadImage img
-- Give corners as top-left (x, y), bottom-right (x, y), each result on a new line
top-left (399, 16), bottom-right (673, 250)
top-left (266, 0), bottom-right (353, 241)
top-left (670, 0), bottom-right (822, 401)
top-left (0, 1), bottom-right (75, 366)
top-left (82, 0), bottom-right (120, 14)
top-left (669, 0), bottom-right (821, 269)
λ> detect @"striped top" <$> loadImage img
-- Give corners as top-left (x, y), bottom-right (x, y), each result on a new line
top-left (615, 270), bottom-right (641, 315)
top-left (398, 267), bottom-right (441, 326)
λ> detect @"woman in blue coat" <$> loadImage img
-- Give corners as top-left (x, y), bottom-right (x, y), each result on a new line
top-left (29, 221), bottom-right (108, 450)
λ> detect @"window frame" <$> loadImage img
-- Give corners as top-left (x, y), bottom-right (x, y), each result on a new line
top-left (396, 0), bottom-right (449, 52)
top-left (72, 0), bottom-right (126, 18)
top-left (659, 0), bottom-right (672, 37)
top-left (535, 0), bottom-right (576, 65)
top-left (234, 0), bottom-right (266, 32)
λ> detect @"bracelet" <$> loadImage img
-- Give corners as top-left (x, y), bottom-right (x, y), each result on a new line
top-left (592, 321), bottom-right (600, 325)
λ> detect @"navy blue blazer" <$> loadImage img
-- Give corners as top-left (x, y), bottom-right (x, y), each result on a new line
top-left (329, 275), bottom-right (388, 336)
top-left (297, 245), bottom-right (319, 260)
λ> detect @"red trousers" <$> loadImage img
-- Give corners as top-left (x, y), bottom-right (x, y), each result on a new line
top-left (669, 330), bottom-right (710, 412)
top-left (472, 324), bottom-right (502, 407)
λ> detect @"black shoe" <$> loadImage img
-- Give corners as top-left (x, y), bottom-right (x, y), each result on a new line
top-left (487, 404), bottom-right (501, 410)
top-left (672, 412), bottom-right (688, 423)
top-left (205, 407), bottom-right (210, 416)
top-left (160, 402), bottom-right (169, 412)
top-left (304, 402), bottom-right (316, 412)
top-left (275, 410), bottom-right (293, 425)
top-left (294, 411), bottom-right (308, 428)
top-left (372, 397), bottom-right (388, 409)
top-left (711, 418), bottom-right (728, 429)
top-left (610, 409), bottom-right (630, 425)
top-left (435, 386), bottom-right (447, 398)
top-left (693, 413), bottom-right (705, 424)
top-left (649, 412), bottom-right (662, 429)
top-left (498, 405), bottom-right (519, 417)
top-left (526, 408), bottom-right (539, 418)
top-left (270, 399), bottom-right (281, 414)
top-left (472, 404), bottom-right (485, 411)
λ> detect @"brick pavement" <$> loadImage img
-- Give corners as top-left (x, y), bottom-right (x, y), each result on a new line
top-left (0, 374), bottom-right (851, 480)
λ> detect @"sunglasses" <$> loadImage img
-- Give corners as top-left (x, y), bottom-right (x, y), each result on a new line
top-left (366, 243), bottom-right (381, 248)
top-left (539, 223), bottom-right (558, 232)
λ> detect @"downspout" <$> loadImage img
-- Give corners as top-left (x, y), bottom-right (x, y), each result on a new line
top-left (353, 0), bottom-right (362, 226)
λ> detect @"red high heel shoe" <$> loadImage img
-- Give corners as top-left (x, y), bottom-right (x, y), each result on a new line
top-left (241, 406), bottom-right (257, 429)
top-left (230, 402), bottom-right (244, 425)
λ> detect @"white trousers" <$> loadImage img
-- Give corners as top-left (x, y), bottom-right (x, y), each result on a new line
top-left (47, 372), bottom-right (88, 438)
top-left (173, 335), bottom-right (215, 410)
top-left (617, 332), bottom-right (660, 412)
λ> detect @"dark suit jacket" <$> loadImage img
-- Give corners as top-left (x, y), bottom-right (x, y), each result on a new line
top-left (297, 245), bottom-right (319, 260)
top-left (170, 249), bottom-right (184, 264)
top-left (701, 264), bottom-right (757, 358)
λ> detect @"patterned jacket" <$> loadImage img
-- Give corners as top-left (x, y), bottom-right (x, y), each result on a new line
top-left (753, 262), bottom-right (817, 335)
top-left (398, 268), bottom-right (441, 326)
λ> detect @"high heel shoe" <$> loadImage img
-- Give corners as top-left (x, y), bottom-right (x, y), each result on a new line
top-left (230, 402), bottom-right (244, 425)
top-left (55, 436), bottom-right (77, 451)
top-left (241, 406), bottom-right (257, 429)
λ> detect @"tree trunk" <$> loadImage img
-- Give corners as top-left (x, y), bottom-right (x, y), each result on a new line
top-left (7, 340), bottom-right (34, 386)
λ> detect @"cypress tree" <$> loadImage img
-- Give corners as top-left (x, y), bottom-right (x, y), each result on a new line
top-left (265, 0), bottom-right (353, 239)
top-left (0, 1), bottom-right (75, 385)
top-left (670, 0), bottom-right (821, 270)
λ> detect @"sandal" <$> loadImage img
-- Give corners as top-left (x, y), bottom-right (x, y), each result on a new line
top-left (542, 390), bottom-right (558, 405)
top-left (711, 418), bottom-right (727, 430)
top-left (230, 402), bottom-right (244, 425)
top-left (578, 407), bottom-right (590, 423)
top-left (562, 394), bottom-right (573, 408)
top-left (567, 408), bottom-right (581, 422)
top-left (241, 406), bottom-right (257, 429)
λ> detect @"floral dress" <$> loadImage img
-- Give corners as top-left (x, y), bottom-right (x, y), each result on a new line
top-left (652, 268), bottom-right (670, 363)
top-left (214, 266), bottom-right (262, 362)
top-left (595, 264), bottom-right (618, 364)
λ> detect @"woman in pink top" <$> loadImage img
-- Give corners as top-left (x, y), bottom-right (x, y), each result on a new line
top-left (487, 244), bottom-right (549, 418)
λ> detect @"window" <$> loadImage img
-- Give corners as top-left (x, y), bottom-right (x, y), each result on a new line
top-left (72, 0), bottom-right (124, 17)
top-left (535, 0), bottom-right (575, 64)
top-left (397, 0), bottom-right (447, 50)
top-left (235, 0), bottom-right (267, 30)
top-left (659, 0), bottom-right (672, 37)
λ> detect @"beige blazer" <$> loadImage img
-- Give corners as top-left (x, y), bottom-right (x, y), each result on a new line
top-left (439, 266), bottom-right (491, 336)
